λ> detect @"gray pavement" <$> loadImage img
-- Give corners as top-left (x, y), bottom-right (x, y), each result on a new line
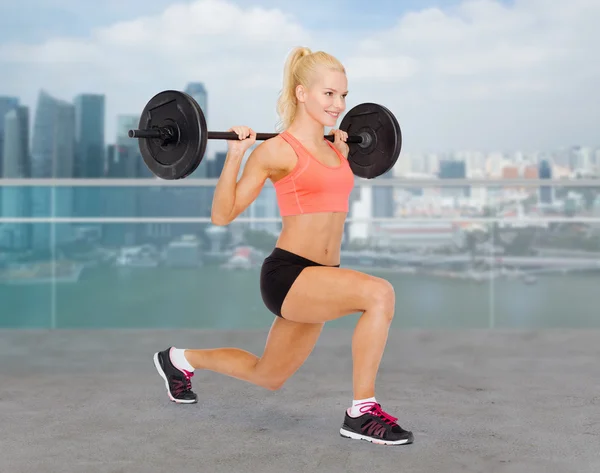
top-left (1, 328), bottom-right (599, 473)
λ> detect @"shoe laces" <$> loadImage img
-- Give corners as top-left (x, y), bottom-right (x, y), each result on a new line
top-left (359, 402), bottom-right (398, 425)
top-left (173, 370), bottom-right (194, 395)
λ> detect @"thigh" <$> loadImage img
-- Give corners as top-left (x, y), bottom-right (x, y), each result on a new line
top-left (281, 266), bottom-right (392, 324)
top-left (254, 316), bottom-right (324, 383)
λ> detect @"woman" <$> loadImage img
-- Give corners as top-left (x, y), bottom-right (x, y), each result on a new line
top-left (153, 46), bottom-right (413, 446)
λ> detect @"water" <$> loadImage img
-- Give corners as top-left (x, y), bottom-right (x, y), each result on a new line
top-left (1, 265), bottom-right (598, 329)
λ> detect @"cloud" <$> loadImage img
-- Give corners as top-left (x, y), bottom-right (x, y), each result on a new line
top-left (0, 0), bottom-right (599, 152)
top-left (342, 0), bottom-right (600, 150)
top-left (0, 0), bottom-right (313, 158)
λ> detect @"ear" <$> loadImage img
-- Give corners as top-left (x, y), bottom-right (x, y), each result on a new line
top-left (295, 84), bottom-right (307, 103)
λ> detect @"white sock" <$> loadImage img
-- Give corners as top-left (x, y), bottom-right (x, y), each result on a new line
top-left (347, 397), bottom-right (377, 417)
top-left (170, 348), bottom-right (195, 372)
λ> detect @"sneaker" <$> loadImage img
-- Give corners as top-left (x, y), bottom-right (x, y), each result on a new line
top-left (153, 347), bottom-right (197, 404)
top-left (339, 402), bottom-right (413, 445)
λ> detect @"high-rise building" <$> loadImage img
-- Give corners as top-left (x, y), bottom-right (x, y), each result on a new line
top-left (74, 94), bottom-right (105, 178)
top-left (30, 90), bottom-right (76, 249)
top-left (102, 115), bottom-right (143, 246)
top-left (73, 94), bottom-right (106, 234)
top-left (371, 169), bottom-right (395, 218)
top-left (105, 144), bottom-right (118, 176)
top-left (115, 115), bottom-right (149, 178)
top-left (185, 82), bottom-right (207, 117)
top-left (0, 96), bottom-right (20, 180)
top-left (539, 159), bottom-right (554, 204)
top-left (1, 106), bottom-right (32, 250)
top-left (1, 106), bottom-right (29, 178)
top-left (208, 152), bottom-right (227, 179)
top-left (31, 90), bottom-right (75, 178)
top-left (439, 159), bottom-right (469, 198)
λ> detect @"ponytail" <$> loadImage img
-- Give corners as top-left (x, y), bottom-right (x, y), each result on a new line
top-left (276, 46), bottom-right (312, 132)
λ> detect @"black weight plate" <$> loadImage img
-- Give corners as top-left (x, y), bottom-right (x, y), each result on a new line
top-left (178, 92), bottom-right (208, 179)
top-left (137, 90), bottom-right (207, 180)
top-left (340, 103), bottom-right (402, 179)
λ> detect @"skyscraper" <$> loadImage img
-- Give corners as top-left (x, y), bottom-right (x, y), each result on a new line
top-left (539, 159), bottom-right (554, 204)
top-left (31, 90), bottom-right (75, 178)
top-left (185, 82), bottom-right (207, 117)
top-left (371, 169), bottom-right (395, 218)
top-left (1, 106), bottom-right (29, 177)
top-left (73, 94), bottom-right (106, 229)
top-left (30, 90), bottom-right (76, 249)
top-left (1, 106), bottom-right (31, 249)
top-left (208, 151), bottom-right (227, 179)
top-left (102, 115), bottom-right (142, 246)
top-left (0, 96), bottom-right (20, 179)
top-left (439, 159), bottom-right (469, 198)
top-left (74, 94), bottom-right (105, 178)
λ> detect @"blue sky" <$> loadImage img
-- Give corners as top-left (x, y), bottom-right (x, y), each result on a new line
top-left (1, 0), bottom-right (471, 43)
top-left (0, 0), bottom-right (598, 152)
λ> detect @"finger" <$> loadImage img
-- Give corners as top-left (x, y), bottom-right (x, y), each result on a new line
top-left (232, 126), bottom-right (249, 140)
top-left (231, 127), bottom-right (242, 139)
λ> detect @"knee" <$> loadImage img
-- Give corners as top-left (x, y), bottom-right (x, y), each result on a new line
top-left (256, 371), bottom-right (287, 391)
top-left (369, 278), bottom-right (395, 320)
top-left (263, 379), bottom-right (286, 391)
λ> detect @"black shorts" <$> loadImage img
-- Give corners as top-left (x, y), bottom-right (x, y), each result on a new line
top-left (260, 247), bottom-right (340, 318)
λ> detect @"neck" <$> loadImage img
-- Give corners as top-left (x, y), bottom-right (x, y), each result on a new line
top-left (286, 110), bottom-right (327, 147)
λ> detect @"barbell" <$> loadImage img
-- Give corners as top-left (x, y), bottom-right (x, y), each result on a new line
top-left (128, 90), bottom-right (402, 180)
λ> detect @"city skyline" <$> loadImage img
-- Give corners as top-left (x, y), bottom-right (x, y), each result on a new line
top-left (2, 87), bottom-right (600, 160)
top-left (0, 0), bottom-right (598, 152)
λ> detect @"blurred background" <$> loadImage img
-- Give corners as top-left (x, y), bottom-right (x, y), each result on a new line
top-left (1, 0), bottom-right (599, 330)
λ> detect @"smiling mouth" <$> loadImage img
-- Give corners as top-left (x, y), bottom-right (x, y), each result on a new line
top-left (326, 111), bottom-right (340, 117)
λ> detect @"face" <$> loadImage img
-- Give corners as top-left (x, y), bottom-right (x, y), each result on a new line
top-left (296, 66), bottom-right (348, 127)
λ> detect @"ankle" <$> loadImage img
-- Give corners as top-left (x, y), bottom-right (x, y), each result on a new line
top-left (170, 348), bottom-right (195, 372)
top-left (347, 396), bottom-right (377, 417)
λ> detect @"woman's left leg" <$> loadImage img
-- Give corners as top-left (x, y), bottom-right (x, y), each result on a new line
top-left (184, 316), bottom-right (324, 391)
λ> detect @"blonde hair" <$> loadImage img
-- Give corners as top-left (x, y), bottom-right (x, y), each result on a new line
top-left (276, 46), bottom-right (346, 131)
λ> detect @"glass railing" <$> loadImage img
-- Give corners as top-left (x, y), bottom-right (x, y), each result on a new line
top-left (1, 178), bottom-right (599, 330)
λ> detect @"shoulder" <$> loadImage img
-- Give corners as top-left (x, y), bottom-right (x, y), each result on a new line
top-left (249, 135), bottom-right (293, 172)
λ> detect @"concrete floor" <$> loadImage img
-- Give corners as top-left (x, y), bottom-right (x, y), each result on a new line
top-left (1, 328), bottom-right (599, 473)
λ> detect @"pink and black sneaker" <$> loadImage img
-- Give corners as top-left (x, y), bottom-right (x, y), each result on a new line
top-left (340, 402), bottom-right (413, 445)
top-left (153, 347), bottom-right (197, 404)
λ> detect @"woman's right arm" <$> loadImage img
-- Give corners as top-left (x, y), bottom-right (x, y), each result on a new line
top-left (210, 144), bottom-right (271, 226)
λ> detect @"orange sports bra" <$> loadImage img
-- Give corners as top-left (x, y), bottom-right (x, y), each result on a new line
top-left (273, 131), bottom-right (355, 217)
